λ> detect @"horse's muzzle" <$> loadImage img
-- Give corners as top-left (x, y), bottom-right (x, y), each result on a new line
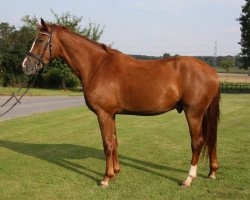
top-left (22, 57), bottom-right (41, 75)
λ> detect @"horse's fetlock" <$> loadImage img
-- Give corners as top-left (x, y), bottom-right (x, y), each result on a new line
top-left (106, 170), bottom-right (115, 178)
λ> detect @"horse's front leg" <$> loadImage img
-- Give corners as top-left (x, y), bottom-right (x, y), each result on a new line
top-left (97, 111), bottom-right (118, 187)
top-left (112, 119), bottom-right (120, 177)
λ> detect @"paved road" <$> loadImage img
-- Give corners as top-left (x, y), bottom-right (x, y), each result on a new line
top-left (0, 96), bottom-right (85, 121)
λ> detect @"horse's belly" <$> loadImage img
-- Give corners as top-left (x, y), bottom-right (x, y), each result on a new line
top-left (119, 88), bottom-right (179, 115)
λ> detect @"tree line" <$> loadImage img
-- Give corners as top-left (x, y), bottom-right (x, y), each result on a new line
top-left (131, 54), bottom-right (242, 69)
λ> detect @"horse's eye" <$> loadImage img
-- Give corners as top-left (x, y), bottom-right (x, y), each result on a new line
top-left (36, 39), bottom-right (43, 43)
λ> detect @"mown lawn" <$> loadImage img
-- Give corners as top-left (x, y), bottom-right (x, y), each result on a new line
top-left (0, 94), bottom-right (249, 200)
top-left (0, 86), bottom-right (82, 96)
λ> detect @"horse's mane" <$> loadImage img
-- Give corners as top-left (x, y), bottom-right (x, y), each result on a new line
top-left (53, 24), bottom-right (120, 54)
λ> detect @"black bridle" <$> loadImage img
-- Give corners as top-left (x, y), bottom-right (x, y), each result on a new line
top-left (26, 30), bottom-right (53, 71)
top-left (0, 30), bottom-right (53, 118)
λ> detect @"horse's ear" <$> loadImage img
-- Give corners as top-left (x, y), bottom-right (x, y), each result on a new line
top-left (40, 18), bottom-right (49, 32)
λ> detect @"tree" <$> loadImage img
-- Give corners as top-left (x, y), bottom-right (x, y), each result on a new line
top-left (238, 0), bottom-right (250, 70)
top-left (0, 23), bottom-right (34, 86)
top-left (21, 15), bottom-right (38, 31)
top-left (219, 57), bottom-right (235, 82)
top-left (163, 53), bottom-right (171, 58)
top-left (0, 23), bottom-right (16, 84)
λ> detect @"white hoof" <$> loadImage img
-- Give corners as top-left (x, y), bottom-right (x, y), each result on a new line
top-left (182, 179), bottom-right (191, 187)
top-left (100, 180), bottom-right (109, 187)
top-left (209, 174), bottom-right (216, 179)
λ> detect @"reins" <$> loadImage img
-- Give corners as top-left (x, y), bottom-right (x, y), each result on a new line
top-left (0, 71), bottom-right (39, 117)
top-left (0, 30), bottom-right (53, 118)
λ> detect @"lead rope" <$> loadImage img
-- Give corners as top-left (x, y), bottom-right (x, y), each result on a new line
top-left (0, 28), bottom-right (53, 118)
top-left (0, 70), bottom-right (40, 117)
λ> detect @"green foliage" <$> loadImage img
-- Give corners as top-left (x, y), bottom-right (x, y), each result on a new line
top-left (131, 54), bottom-right (242, 69)
top-left (219, 57), bottom-right (235, 72)
top-left (163, 53), bottom-right (171, 58)
top-left (41, 59), bottom-right (80, 89)
top-left (21, 15), bottom-right (38, 31)
top-left (0, 23), bottom-right (35, 86)
top-left (238, 0), bottom-right (250, 69)
top-left (219, 57), bottom-right (236, 82)
top-left (131, 54), bottom-right (161, 60)
top-left (51, 9), bottom-right (83, 33)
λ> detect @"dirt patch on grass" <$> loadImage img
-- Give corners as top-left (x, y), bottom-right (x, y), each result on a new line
top-left (218, 73), bottom-right (249, 83)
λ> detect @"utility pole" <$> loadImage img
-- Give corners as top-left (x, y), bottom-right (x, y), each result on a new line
top-left (213, 40), bottom-right (218, 67)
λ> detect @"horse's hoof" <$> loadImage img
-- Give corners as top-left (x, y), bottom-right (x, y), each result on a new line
top-left (182, 181), bottom-right (191, 188)
top-left (208, 174), bottom-right (216, 179)
top-left (100, 181), bottom-right (109, 188)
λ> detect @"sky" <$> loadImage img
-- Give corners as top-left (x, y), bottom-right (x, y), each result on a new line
top-left (0, 0), bottom-right (244, 56)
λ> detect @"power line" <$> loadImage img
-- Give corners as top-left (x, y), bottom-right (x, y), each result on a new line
top-left (213, 40), bottom-right (218, 66)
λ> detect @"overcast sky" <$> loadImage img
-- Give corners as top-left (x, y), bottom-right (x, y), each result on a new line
top-left (0, 0), bottom-right (244, 56)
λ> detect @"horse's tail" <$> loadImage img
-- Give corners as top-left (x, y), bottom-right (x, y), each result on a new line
top-left (202, 86), bottom-right (221, 157)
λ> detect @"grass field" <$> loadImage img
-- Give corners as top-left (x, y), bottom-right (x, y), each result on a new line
top-left (0, 94), bottom-right (249, 200)
top-left (0, 86), bottom-right (82, 96)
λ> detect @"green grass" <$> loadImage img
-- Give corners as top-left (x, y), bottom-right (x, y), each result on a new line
top-left (0, 94), bottom-right (249, 200)
top-left (0, 86), bottom-right (82, 96)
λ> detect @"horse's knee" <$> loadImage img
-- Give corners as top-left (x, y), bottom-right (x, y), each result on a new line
top-left (191, 137), bottom-right (204, 151)
top-left (104, 142), bottom-right (114, 156)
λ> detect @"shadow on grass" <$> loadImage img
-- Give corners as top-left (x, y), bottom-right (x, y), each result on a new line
top-left (0, 140), bottom-right (193, 185)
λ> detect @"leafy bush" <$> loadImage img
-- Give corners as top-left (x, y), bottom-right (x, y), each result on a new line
top-left (41, 68), bottom-right (62, 88)
top-left (41, 66), bottom-right (80, 89)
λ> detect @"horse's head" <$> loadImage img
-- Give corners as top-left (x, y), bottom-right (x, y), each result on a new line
top-left (22, 18), bottom-right (59, 75)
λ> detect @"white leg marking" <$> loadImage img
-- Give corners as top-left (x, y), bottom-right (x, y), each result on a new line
top-left (189, 165), bottom-right (197, 178)
top-left (209, 171), bottom-right (216, 179)
top-left (100, 180), bottom-right (109, 187)
top-left (183, 165), bottom-right (197, 187)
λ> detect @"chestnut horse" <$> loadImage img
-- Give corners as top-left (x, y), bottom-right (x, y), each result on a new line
top-left (22, 19), bottom-right (220, 187)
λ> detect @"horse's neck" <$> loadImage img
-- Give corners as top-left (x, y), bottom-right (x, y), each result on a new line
top-left (58, 30), bottom-right (106, 85)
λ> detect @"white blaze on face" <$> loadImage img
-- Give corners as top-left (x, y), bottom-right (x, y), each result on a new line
top-left (22, 37), bottom-right (38, 69)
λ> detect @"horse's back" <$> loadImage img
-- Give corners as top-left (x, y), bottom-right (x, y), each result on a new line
top-left (116, 55), bottom-right (219, 98)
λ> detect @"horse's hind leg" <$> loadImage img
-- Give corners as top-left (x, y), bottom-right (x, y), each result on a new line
top-left (208, 142), bottom-right (218, 179)
top-left (183, 108), bottom-right (205, 187)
